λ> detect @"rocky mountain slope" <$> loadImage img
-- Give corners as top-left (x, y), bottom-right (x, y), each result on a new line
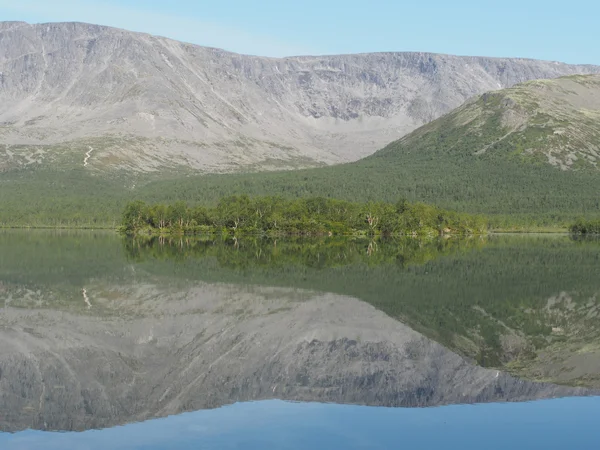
top-left (0, 282), bottom-right (592, 432)
top-left (1, 21), bottom-right (599, 173)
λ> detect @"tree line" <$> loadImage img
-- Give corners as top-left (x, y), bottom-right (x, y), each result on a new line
top-left (570, 220), bottom-right (600, 234)
top-left (121, 195), bottom-right (488, 237)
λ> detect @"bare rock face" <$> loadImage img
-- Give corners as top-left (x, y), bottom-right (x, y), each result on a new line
top-left (1, 21), bottom-right (599, 172)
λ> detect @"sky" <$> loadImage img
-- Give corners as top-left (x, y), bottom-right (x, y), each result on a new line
top-left (0, 0), bottom-right (598, 64)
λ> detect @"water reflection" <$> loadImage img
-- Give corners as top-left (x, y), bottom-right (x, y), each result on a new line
top-left (2, 398), bottom-right (600, 450)
top-left (0, 231), bottom-right (599, 433)
top-left (123, 234), bottom-right (600, 382)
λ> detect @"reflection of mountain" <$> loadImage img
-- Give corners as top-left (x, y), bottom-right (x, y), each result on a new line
top-left (2, 229), bottom-right (600, 431)
top-left (125, 235), bottom-right (600, 386)
top-left (0, 283), bottom-right (593, 432)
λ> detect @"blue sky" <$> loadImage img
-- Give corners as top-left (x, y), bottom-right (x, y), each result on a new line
top-left (0, 0), bottom-right (598, 64)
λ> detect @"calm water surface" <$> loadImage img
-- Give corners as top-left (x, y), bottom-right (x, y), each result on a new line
top-left (0, 231), bottom-right (599, 448)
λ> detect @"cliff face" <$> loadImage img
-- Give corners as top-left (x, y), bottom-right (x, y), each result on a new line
top-left (1, 21), bottom-right (599, 172)
top-left (0, 283), bottom-right (592, 432)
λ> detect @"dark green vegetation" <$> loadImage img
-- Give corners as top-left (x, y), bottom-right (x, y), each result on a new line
top-left (2, 230), bottom-right (600, 387)
top-left (0, 168), bottom-right (126, 228)
top-left (0, 157), bottom-right (595, 230)
top-left (570, 219), bottom-right (600, 234)
top-left (2, 75), bottom-right (600, 229)
top-left (121, 196), bottom-right (487, 236)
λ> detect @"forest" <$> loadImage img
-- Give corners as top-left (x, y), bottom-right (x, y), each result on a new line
top-left (120, 195), bottom-right (488, 237)
top-left (570, 220), bottom-right (600, 234)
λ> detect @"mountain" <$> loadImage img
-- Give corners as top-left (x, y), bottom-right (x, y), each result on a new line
top-left (129, 74), bottom-right (600, 223)
top-left (0, 281), bottom-right (592, 432)
top-left (2, 75), bottom-right (600, 226)
top-left (1, 21), bottom-right (599, 173)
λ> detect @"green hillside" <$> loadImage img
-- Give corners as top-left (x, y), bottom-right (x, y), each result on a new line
top-left (1, 75), bottom-right (599, 228)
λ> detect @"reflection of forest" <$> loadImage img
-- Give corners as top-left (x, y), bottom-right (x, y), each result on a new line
top-left (124, 235), bottom-right (483, 269)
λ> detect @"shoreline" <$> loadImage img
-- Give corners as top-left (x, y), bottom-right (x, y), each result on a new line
top-left (0, 225), bottom-right (587, 236)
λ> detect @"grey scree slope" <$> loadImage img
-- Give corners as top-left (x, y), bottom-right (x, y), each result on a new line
top-left (1, 21), bottom-right (599, 172)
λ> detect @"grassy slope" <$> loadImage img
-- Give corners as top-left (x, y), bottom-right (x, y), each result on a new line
top-left (1, 75), bottom-right (599, 227)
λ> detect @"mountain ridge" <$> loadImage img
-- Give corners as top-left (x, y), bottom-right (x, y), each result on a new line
top-left (6, 20), bottom-right (600, 61)
top-left (2, 21), bottom-right (600, 173)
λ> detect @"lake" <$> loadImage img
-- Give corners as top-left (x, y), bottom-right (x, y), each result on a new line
top-left (0, 231), bottom-right (599, 448)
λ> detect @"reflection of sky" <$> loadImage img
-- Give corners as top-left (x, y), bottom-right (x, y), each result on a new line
top-left (1, 397), bottom-right (599, 450)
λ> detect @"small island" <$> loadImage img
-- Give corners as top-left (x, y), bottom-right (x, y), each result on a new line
top-left (120, 196), bottom-right (488, 237)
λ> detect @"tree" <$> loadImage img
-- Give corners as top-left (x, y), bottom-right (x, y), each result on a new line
top-left (122, 201), bottom-right (148, 233)
top-left (168, 201), bottom-right (188, 229)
